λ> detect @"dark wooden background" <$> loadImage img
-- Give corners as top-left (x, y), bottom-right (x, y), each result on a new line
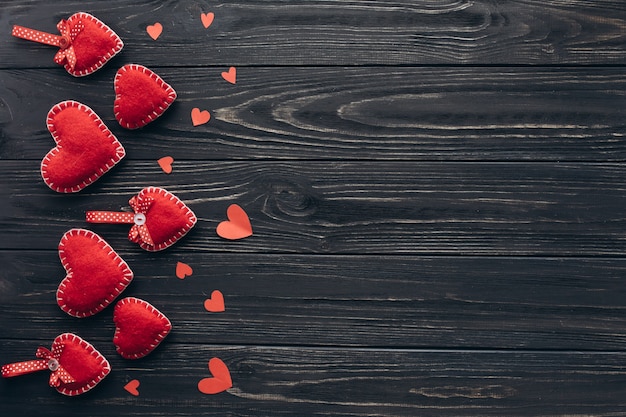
top-left (1, 1), bottom-right (626, 415)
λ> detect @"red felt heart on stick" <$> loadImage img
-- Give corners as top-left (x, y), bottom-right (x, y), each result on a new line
top-left (1, 333), bottom-right (111, 396)
top-left (41, 100), bottom-right (125, 193)
top-left (57, 229), bottom-right (133, 318)
top-left (114, 64), bottom-right (177, 129)
top-left (86, 187), bottom-right (197, 251)
top-left (198, 358), bottom-right (233, 394)
top-left (12, 12), bottom-right (123, 77)
top-left (113, 297), bottom-right (172, 359)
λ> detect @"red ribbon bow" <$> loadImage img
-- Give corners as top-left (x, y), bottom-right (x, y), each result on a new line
top-left (53, 19), bottom-right (84, 71)
top-left (128, 195), bottom-right (155, 246)
top-left (12, 19), bottom-right (84, 71)
top-left (1, 345), bottom-right (75, 388)
top-left (85, 195), bottom-right (155, 246)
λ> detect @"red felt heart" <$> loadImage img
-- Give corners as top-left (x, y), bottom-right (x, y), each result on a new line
top-left (57, 229), bottom-right (133, 318)
top-left (86, 186), bottom-right (197, 251)
top-left (113, 297), bottom-right (172, 359)
top-left (12, 12), bottom-right (123, 77)
top-left (1, 333), bottom-right (111, 396)
top-left (197, 358), bottom-right (233, 394)
top-left (114, 64), bottom-right (177, 129)
top-left (41, 100), bottom-right (125, 193)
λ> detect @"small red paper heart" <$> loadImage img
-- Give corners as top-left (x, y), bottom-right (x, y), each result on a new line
top-left (146, 22), bottom-right (162, 40)
top-left (113, 297), bottom-right (172, 360)
top-left (217, 204), bottom-right (253, 240)
top-left (176, 261), bottom-right (193, 279)
top-left (124, 379), bottom-right (140, 396)
top-left (191, 107), bottom-right (211, 126)
top-left (201, 12), bottom-right (215, 29)
top-left (198, 358), bottom-right (232, 394)
top-left (41, 100), bottom-right (125, 193)
top-left (158, 156), bottom-right (174, 174)
top-left (204, 290), bottom-right (225, 312)
top-left (221, 67), bottom-right (236, 84)
top-left (57, 229), bottom-right (133, 318)
top-left (114, 64), bottom-right (177, 129)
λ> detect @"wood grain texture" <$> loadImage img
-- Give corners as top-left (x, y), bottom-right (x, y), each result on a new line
top-left (2, 0), bottom-right (626, 66)
top-left (1, 67), bottom-right (626, 161)
top-left (1, 341), bottom-right (626, 417)
top-left (1, 251), bottom-right (626, 350)
top-left (1, 161), bottom-right (625, 255)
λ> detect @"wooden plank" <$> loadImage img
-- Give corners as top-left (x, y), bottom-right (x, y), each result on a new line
top-left (0, 161), bottom-right (625, 255)
top-left (1, 67), bottom-right (626, 161)
top-left (2, 251), bottom-right (626, 350)
top-left (2, 0), bottom-right (626, 66)
top-left (1, 341), bottom-right (626, 416)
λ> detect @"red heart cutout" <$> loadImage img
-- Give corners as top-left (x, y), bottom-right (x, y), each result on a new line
top-left (146, 22), bottom-right (163, 40)
top-left (176, 261), bottom-right (193, 279)
top-left (204, 290), bottom-right (225, 312)
top-left (113, 297), bottom-right (172, 359)
top-left (191, 107), bottom-right (211, 126)
top-left (1, 333), bottom-right (111, 396)
top-left (57, 229), bottom-right (133, 318)
top-left (124, 379), bottom-right (140, 396)
top-left (41, 100), bottom-right (125, 193)
top-left (198, 358), bottom-right (232, 394)
top-left (12, 12), bottom-right (123, 77)
top-left (201, 12), bottom-right (214, 29)
top-left (114, 64), bottom-right (177, 129)
top-left (221, 67), bottom-right (236, 84)
top-left (216, 204), bottom-right (253, 240)
top-left (158, 156), bottom-right (174, 174)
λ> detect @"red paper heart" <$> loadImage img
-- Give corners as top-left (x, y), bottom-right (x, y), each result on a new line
top-left (12, 12), bottom-right (123, 77)
top-left (191, 107), bottom-right (211, 126)
top-left (198, 358), bottom-right (232, 394)
top-left (221, 67), bottom-right (236, 84)
top-left (146, 22), bottom-right (163, 40)
top-left (176, 261), bottom-right (193, 279)
top-left (41, 100), bottom-right (125, 193)
top-left (216, 204), bottom-right (253, 240)
top-left (114, 64), bottom-right (177, 129)
top-left (57, 229), bottom-right (133, 318)
top-left (113, 297), bottom-right (172, 359)
top-left (1, 333), bottom-right (111, 396)
top-left (201, 12), bottom-right (214, 29)
top-left (158, 156), bottom-right (174, 174)
top-left (204, 290), bottom-right (225, 312)
top-left (124, 379), bottom-right (140, 396)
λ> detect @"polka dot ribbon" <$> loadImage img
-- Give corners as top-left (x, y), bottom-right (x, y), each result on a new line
top-left (1, 346), bottom-right (75, 388)
top-left (86, 196), bottom-right (155, 246)
top-left (12, 18), bottom-right (84, 70)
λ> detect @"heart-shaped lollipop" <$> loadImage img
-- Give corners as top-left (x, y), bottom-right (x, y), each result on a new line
top-left (114, 64), bottom-right (177, 129)
top-left (1, 333), bottom-right (110, 396)
top-left (86, 186), bottom-right (197, 251)
top-left (113, 297), bottom-right (172, 359)
top-left (57, 229), bottom-right (134, 317)
top-left (12, 12), bottom-right (123, 76)
top-left (41, 100), bottom-right (125, 193)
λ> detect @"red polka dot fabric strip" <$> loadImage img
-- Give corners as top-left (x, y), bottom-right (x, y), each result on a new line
top-left (12, 25), bottom-right (62, 47)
